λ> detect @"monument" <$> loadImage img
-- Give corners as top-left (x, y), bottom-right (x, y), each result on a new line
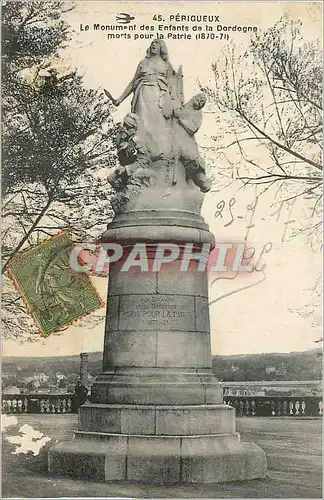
top-left (49, 40), bottom-right (267, 483)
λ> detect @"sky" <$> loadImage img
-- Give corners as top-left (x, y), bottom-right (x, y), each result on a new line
top-left (3, 1), bottom-right (323, 357)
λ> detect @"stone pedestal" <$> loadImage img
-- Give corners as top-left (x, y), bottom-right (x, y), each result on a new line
top-left (48, 209), bottom-right (267, 483)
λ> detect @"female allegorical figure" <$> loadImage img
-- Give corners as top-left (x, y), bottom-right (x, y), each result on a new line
top-left (105, 40), bottom-right (180, 159)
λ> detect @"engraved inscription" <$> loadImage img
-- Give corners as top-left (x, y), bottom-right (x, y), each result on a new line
top-left (119, 295), bottom-right (195, 331)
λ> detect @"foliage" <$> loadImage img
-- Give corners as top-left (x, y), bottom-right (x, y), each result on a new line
top-left (212, 350), bottom-right (322, 381)
top-left (2, 2), bottom-right (117, 340)
top-left (202, 16), bottom-right (322, 238)
top-left (57, 378), bottom-right (67, 388)
top-left (1, 2), bottom-right (71, 65)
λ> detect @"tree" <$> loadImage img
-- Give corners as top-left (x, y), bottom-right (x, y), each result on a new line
top-left (26, 381), bottom-right (36, 392)
top-left (66, 373), bottom-right (78, 385)
top-left (2, 2), bottom-right (117, 340)
top-left (202, 16), bottom-right (322, 240)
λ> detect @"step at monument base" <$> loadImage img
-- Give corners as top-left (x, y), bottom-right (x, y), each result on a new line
top-left (48, 431), bottom-right (267, 483)
top-left (78, 403), bottom-right (236, 435)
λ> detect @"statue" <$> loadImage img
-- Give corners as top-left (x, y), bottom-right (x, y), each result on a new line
top-left (106, 112), bottom-right (151, 190)
top-left (115, 113), bottom-right (149, 171)
top-left (104, 39), bottom-right (181, 159)
top-left (104, 40), bottom-right (212, 213)
top-left (107, 112), bottom-right (156, 212)
top-left (173, 93), bottom-right (212, 193)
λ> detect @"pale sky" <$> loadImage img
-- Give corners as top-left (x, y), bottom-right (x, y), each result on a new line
top-left (3, 1), bottom-right (322, 357)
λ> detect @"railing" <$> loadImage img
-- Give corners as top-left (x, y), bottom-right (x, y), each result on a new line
top-left (2, 394), bottom-right (323, 417)
top-left (2, 394), bottom-right (74, 414)
top-left (222, 380), bottom-right (321, 388)
top-left (223, 395), bottom-right (323, 417)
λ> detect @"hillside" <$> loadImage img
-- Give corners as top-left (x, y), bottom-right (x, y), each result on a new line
top-left (2, 349), bottom-right (322, 382)
top-left (212, 349), bottom-right (322, 381)
top-left (2, 352), bottom-right (102, 380)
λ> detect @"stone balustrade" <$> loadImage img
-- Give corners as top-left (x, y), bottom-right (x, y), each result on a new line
top-left (223, 395), bottom-right (323, 417)
top-left (2, 394), bottom-right (74, 414)
top-left (2, 393), bottom-right (322, 417)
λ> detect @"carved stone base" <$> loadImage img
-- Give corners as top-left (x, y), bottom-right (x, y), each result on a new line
top-left (112, 158), bottom-right (205, 215)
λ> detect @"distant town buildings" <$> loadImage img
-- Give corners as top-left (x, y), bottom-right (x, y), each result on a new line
top-left (56, 372), bottom-right (67, 383)
top-left (3, 386), bottom-right (21, 395)
top-left (25, 373), bottom-right (49, 387)
top-left (265, 366), bottom-right (288, 377)
top-left (222, 380), bottom-right (322, 397)
top-left (223, 386), bottom-right (265, 397)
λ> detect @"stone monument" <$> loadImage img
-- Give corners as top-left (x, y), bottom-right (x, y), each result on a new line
top-left (49, 40), bottom-right (267, 483)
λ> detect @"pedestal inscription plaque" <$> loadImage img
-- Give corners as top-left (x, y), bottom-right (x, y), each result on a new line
top-left (119, 295), bottom-right (195, 331)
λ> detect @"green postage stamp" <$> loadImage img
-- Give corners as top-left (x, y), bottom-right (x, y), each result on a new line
top-left (6, 232), bottom-right (103, 336)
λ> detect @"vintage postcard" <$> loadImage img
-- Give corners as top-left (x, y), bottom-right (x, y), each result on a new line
top-left (1, 1), bottom-right (323, 498)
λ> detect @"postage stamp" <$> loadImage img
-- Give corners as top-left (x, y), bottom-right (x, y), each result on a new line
top-left (1, 0), bottom-right (322, 498)
top-left (6, 232), bottom-right (103, 336)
